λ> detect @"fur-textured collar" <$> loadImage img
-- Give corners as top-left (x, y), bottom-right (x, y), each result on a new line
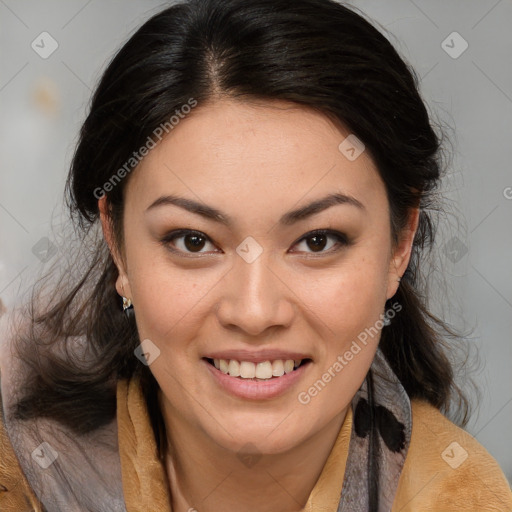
top-left (1, 349), bottom-right (511, 511)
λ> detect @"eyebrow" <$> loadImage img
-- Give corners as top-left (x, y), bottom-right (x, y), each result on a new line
top-left (145, 192), bottom-right (365, 226)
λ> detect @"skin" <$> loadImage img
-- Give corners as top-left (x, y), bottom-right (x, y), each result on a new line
top-left (99, 98), bottom-right (419, 512)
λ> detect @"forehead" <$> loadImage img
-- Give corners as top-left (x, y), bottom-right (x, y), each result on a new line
top-left (126, 98), bottom-right (386, 220)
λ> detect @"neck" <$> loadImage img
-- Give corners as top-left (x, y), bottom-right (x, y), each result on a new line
top-left (158, 391), bottom-right (347, 512)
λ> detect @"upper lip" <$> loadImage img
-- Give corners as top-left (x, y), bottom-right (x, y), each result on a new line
top-left (203, 349), bottom-right (312, 364)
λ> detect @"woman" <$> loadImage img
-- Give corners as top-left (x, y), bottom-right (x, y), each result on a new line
top-left (0, 0), bottom-right (510, 510)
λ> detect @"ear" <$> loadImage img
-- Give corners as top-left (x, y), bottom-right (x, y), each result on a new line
top-left (386, 207), bottom-right (420, 299)
top-left (98, 196), bottom-right (132, 300)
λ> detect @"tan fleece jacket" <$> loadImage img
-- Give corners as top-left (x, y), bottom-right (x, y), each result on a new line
top-left (1, 376), bottom-right (511, 511)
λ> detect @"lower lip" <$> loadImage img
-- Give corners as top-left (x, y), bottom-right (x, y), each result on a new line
top-left (203, 359), bottom-right (311, 400)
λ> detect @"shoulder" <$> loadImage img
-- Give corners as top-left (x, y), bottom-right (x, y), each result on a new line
top-left (0, 373), bottom-right (44, 511)
top-left (393, 399), bottom-right (512, 511)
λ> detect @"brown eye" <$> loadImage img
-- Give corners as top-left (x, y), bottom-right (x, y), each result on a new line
top-left (305, 233), bottom-right (329, 252)
top-left (292, 229), bottom-right (349, 255)
top-left (183, 233), bottom-right (207, 252)
top-left (161, 230), bottom-right (218, 255)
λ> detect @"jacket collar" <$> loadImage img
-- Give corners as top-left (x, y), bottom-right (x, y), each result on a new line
top-left (2, 347), bottom-right (410, 511)
top-left (116, 375), bottom-right (353, 511)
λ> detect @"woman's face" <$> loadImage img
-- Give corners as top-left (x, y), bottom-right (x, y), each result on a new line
top-left (103, 98), bottom-right (415, 455)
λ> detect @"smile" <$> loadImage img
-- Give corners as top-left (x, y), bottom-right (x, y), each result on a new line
top-left (205, 357), bottom-right (311, 380)
top-left (203, 356), bottom-right (313, 400)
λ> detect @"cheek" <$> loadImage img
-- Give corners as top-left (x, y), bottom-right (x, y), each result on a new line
top-left (297, 252), bottom-right (390, 340)
top-left (126, 248), bottom-right (218, 348)
top-left (294, 256), bottom-right (389, 422)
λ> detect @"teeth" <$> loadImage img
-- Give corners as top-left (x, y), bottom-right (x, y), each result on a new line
top-left (240, 361), bottom-right (256, 378)
top-left (284, 360), bottom-right (294, 374)
top-left (255, 361), bottom-right (273, 379)
top-left (228, 359), bottom-right (240, 377)
top-left (219, 359), bottom-right (229, 374)
top-left (211, 358), bottom-right (303, 379)
top-left (272, 360), bottom-right (284, 377)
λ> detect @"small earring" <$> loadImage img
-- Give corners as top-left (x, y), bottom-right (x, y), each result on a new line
top-left (122, 296), bottom-right (133, 310)
top-left (397, 276), bottom-right (402, 283)
top-left (382, 314), bottom-right (391, 327)
top-left (121, 281), bottom-right (134, 319)
top-left (122, 296), bottom-right (134, 319)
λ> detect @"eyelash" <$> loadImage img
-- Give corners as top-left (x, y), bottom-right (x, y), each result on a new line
top-left (159, 229), bottom-right (351, 257)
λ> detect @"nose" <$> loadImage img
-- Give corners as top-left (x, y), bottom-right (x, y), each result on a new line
top-left (215, 251), bottom-right (295, 337)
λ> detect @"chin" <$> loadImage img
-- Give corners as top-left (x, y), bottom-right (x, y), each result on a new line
top-left (202, 408), bottom-right (318, 455)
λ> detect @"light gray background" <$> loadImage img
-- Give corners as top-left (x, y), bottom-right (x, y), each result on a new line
top-left (1, 0), bottom-right (511, 483)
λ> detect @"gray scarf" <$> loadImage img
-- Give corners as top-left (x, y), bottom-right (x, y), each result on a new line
top-left (1, 346), bottom-right (411, 511)
top-left (339, 347), bottom-right (412, 511)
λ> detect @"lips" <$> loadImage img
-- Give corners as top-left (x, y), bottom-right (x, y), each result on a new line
top-left (202, 352), bottom-right (313, 400)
